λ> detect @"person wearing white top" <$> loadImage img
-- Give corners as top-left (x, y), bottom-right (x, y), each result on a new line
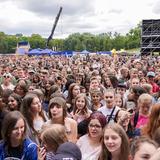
top-left (77, 111), bottom-right (106, 160)
top-left (98, 89), bottom-right (120, 123)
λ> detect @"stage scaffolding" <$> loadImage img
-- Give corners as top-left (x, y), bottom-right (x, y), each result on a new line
top-left (141, 19), bottom-right (160, 55)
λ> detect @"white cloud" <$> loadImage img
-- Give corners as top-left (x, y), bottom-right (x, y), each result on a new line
top-left (0, 0), bottom-right (160, 38)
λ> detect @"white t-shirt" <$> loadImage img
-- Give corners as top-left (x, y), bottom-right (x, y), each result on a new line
top-left (76, 134), bottom-right (101, 160)
top-left (98, 105), bottom-right (120, 123)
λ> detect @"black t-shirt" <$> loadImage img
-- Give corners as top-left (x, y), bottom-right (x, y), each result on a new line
top-left (5, 145), bottom-right (23, 159)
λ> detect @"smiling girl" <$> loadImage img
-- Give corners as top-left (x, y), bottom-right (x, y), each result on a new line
top-left (0, 111), bottom-right (38, 160)
top-left (72, 94), bottom-right (92, 123)
top-left (99, 123), bottom-right (129, 160)
top-left (7, 93), bottom-right (22, 111)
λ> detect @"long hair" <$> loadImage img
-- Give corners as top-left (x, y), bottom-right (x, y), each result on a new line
top-left (99, 123), bottom-right (129, 160)
top-left (2, 111), bottom-right (27, 153)
top-left (8, 93), bottom-right (22, 111)
top-left (67, 83), bottom-right (80, 105)
top-left (73, 93), bottom-right (89, 114)
top-left (21, 93), bottom-right (46, 133)
top-left (142, 103), bottom-right (160, 138)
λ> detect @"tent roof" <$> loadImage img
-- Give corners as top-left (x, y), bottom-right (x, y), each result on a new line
top-left (81, 50), bottom-right (90, 54)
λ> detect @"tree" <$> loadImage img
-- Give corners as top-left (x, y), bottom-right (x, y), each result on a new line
top-left (0, 23), bottom-right (141, 54)
top-left (0, 32), bottom-right (8, 53)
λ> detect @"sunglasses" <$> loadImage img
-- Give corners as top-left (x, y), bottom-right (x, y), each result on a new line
top-left (3, 76), bottom-right (10, 78)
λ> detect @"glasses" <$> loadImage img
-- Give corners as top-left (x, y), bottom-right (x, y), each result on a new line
top-left (88, 124), bottom-right (102, 129)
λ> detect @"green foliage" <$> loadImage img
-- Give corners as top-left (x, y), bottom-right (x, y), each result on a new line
top-left (0, 24), bottom-right (141, 53)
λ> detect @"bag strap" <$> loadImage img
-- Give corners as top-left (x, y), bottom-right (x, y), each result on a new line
top-left (134, 111), bottom-right (139, 128)
top-left (108, 106), bottom-right (116, 123)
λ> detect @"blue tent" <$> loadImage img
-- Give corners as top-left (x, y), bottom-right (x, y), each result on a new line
top-left (81, 50), bottom-right (90, 54)
top-left (40, 49), bottom-right (52, 55)
top-left (50, 50), bottom-right (73, 56)
top-left (61, 50), bottom-right (73, 56)
top-left (97, 51), bottom-right (112, 55)
top-left (50, 51), bottom-right (62, 55)
top-left (28, 49), bottom-right (42, 56)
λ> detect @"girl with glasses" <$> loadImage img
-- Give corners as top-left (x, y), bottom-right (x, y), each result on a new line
top-left (77, 111), bottom-right (106, 160)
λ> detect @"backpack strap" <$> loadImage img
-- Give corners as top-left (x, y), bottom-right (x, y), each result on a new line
top-left (133, 111), bottom-right (139, 128)
top-left (108, 106), bottom-right (116, 123)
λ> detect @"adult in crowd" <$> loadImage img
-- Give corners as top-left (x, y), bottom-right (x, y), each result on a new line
top-left (1, 73), bottom-right (15, 91)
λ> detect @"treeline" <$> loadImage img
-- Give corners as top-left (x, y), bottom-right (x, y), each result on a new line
top-left (0, 24), bottom-right (141, 53)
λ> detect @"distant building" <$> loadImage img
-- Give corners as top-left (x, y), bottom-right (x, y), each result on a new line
top-left (15, 41), bottom-right (30, 55)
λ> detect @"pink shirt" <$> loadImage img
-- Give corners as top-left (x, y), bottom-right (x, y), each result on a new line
top-left (136, 114), bottom-right (149, 129)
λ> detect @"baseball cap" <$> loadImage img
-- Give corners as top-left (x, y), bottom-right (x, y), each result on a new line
top-left (53, 142), bottom-right (82, 160)
top-left (147, 71), bottom-right (155, 77)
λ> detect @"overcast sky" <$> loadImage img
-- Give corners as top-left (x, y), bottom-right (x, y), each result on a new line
top-left (0, 0), bottom-right (160, 38)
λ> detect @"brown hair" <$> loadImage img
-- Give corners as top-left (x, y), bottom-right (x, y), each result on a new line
top-left (142, 103), bottom-right (160, 138)
top-left (41, 124), bottom-right (68, 152)
top-left (130, 136), bottom-right (158, 158)
top-left (2, 111), bottom-right (27, 147)
top-left (99, 123), bottom-right (129, 160)
top-left (8, 93), bottom-right (22, 111)
top-left (21, 93), bottom-right (46, 133)
top-left (73, 93), bottom-right (89, 114)
top-left (48, 97), bottom-right (67, 122)
top-left (67, 83), bottom-right (80, 104)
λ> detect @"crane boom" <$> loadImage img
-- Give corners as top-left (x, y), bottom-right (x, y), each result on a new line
top-left (46, 6), bottom-right (63, 48)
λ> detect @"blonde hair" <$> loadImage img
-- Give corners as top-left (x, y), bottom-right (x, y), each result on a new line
top-left (104, 89), bottom-right (115, 96)
top-left (138, 93), bottom-right (152, 104)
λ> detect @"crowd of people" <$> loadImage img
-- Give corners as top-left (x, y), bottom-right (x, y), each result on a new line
top-left (0, 53), bottom-right (160, 160)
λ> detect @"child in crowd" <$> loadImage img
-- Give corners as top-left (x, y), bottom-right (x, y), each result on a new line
top-left (90, 89), bottom-right (103, 111)
top-left (99, 123), bottom-right (130, 160)
top-left (72, 93), bottom-right (91, 123)
top-left (98, 89), bottom-right (120, 123)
